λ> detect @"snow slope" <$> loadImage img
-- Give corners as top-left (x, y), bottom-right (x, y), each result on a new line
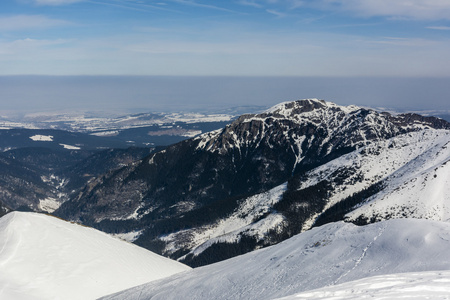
top-left (345, 130), bottom-right (450, 223)
top-left (101, 218), bottom-right (450, 300)
top-left (276, 270), bottom-right (450, 300)
top-left (0, 212), bottom-right (190, 300)
top-left (290, 129), bottom-right (450, 230)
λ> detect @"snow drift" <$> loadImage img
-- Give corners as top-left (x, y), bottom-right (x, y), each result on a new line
top-left (0, 212), bottom-right (190, 300)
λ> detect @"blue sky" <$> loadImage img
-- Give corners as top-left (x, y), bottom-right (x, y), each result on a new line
top-left (2, 0), bottom-right (450, 76)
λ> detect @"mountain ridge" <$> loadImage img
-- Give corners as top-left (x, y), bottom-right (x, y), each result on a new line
top-left (53, 99), bottom-right (450, 266)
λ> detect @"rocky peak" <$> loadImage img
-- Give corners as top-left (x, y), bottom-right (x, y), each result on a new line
top-left (265, 99), bottom-right (359, 117)
top-left (195, 100), bottom-right (450, 157)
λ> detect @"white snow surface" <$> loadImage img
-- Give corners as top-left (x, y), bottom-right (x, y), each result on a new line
top-left (294, 129), bottom-right (450, 230)
top-left (59, 143), bottom-right (81, 150)
top-left (90, 130), bottom-right (119, 137)
top-left (345, 129), bottom-right (450, 223)
top-left (37, 198), bottom-right (61, 213)
top-left (265, 98), bottom-right (360, 116)
top-left (0, 212), bottom-right (190, 300)
top-left (111, 230), bottom-right (144, 243)
top-left (6, 111), bottom-right (234, 132)
top-left (29, 135), bottom-right (53, 141)
top-left (276, 270), bottom-right (450, 300)
top-left (102, 218), bottom-right (450, 300)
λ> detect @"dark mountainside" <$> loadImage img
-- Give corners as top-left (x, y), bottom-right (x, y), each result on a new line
top-left (0, 129), bottom-right (129, 151)
top-left (0, 147), bottom-right (155, 211)
top-left (0, 200), bottom-right (11, 217)
top-left (54, 99), bottom-right (450, 266)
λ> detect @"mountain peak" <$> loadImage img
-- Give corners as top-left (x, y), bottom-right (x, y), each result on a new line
top-left (265, 99), bottom-right (360, 117)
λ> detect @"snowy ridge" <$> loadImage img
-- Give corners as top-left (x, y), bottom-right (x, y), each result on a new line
top-left (193, 99), bottom-right (427, 157)
top-left (345, 130), bottom-right (450, 223)
top-left (101, 218), bottom-right (450, 300)
top-left (294, 129), bottom-right (450, 230)
top-left (265, 98), bottom-right (360, 116)
top-left (0, 212), bottom-right (190, 300)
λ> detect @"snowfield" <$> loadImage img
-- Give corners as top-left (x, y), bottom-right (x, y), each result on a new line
top-left (291, 129), bottom-right (450, 230)
top-left (29, 135), bottom-right (53, 141)
top-left (345, 130), bottom-right (450, 223)
top-left (37, 197), bottom-right (62, 213)
top-left (59, 143), bottom-right (81, 150)
top-left (101, 218), bottom-right (450, 300)
top-left (0, 212), bottom-right (190, 300)
top-left (276, 270), bottom-right (450, 300)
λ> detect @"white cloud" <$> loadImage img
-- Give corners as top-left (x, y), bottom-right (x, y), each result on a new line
top-left (266, 9), bottom-right (287, 17)
top-left (33, 0), bottom-right (84, 5)
top-left (0, 38), bottom-right (68, 55)
top-left (237, 0), bottom-right (262, 8)
top-left (288, 0), bottom-right (304, 9)
top-left (0, 15), bottom-right (71, 31)
top-left (1, 25), bottom-right (450, 77)
top-left (236, 0), bottom-right (450, 20)
top-left (427, 26), bottom-right (450, 30)
top-left (314, 0), bottom-right (450, 20)
top-left (367, 36), bottom-right (440, 47)
top-left (238, 0), bottom-right (262, 8)
top-left (168, 0), bottom-right (239, 13)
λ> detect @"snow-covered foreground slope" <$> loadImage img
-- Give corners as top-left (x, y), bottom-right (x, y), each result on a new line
top-left (276, 270), bottom-right (450, 300)
top-left (102, 218), bottom-right (450, 300)
top-left (0, 212), bottom-right (190, 300)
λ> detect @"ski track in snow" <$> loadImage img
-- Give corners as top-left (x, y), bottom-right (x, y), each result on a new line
top-left (332, 223), bottom-right (386, 285)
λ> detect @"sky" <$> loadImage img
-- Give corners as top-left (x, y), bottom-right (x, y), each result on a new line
top-left (2, 0), bottom-right (450, 77)
top-left (1, 0), bottom-right (450, 113)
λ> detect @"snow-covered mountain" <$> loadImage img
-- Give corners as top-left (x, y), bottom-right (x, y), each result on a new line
top-left (159, 129), bottom-right (450, 266)
top-left (101, 218), bottom-right (450, 300)
top-left (287, 129), bottom-right (450, 229)
top-left (54, 99), bottom-right (450, 267)
top-left (344, 130), bottom-right (450, 223)
top-left (2, 99), bottom-right (450, 300)
top-left (0, 212), bottom-right (190, 300)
